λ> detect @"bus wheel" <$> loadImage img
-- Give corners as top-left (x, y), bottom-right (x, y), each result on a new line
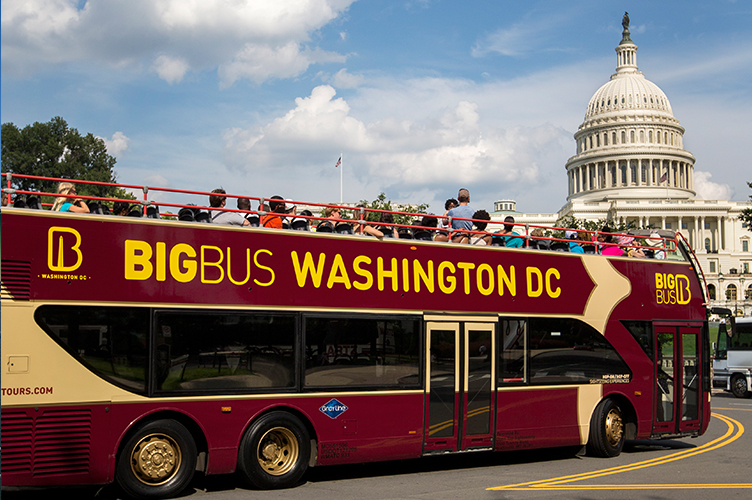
top-left (731, 375), bottom-right (749, 398)
top-left (116, 419), bottom-right (197, 500)
top-left (587, 399), bottom-right (625, 457)
top-left (238, 411), bottom-right (310, 489)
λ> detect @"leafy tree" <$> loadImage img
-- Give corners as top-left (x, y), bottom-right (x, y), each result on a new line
top-left (1, 116), bottom-right (133, 204)
top-left (357, 192), bottom-right (430, 225)
top-left (554, 214), bottom-right (636, 238)
top-left (740, 181), bottom-right (752, 231)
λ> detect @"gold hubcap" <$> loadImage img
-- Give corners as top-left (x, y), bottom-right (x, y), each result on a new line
top-left (257, 427), bottom-right (298, 476)
top-left (130, 433), bottom-right (182, 485)
top-left (604, 407), bottom-right (624, 447)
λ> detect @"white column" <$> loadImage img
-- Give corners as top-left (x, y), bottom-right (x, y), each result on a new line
top-left (700, 216), bottom-right (706, 252)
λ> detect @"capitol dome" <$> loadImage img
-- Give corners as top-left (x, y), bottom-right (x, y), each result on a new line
top-left (565, 20), bottom-right (695, 202)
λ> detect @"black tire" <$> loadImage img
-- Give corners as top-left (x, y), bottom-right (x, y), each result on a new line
top-left (731, 375), bottom-right (749, 398)
top-left (116, 419), bottom-right (197, 500)
top-left (237, 411), bottom-right (310, 489)
top-left (586, 399), bottom-right (625, 458)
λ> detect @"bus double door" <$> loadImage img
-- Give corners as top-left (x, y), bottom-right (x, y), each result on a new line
top-left (424, 321), bottom-right (496, 453)
top-left (653, 323), bottom-right (702, 434)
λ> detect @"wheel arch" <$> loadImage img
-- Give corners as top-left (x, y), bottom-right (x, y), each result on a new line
top-left (238, 405), bottom-right (319, 468)
top-left (110, 409), bottom-right (209, 482)
top-left (600, 393), bottom-right (637, 440)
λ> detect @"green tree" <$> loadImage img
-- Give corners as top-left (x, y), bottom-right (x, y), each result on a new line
top-left (740, 181), bottom-right (752, 231)
top-left (1, 116), bottom-right (133, 204)
top-left (554, 214), bottom-right (636, 238)
top-left (357, 192), bottom-right (430, 225)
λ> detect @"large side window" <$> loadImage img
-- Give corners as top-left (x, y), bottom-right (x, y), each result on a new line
top-left (729, 323), bottom-right (752, 350)
top-left (527, 318), bottom-right (631, 384)
top-left (621, 320), bottom-right (654, 361)
top-left (35, 305), bottom-right (149, 394)
top-left (154, 311), bottom-right (296, 394)
top-left (304, 316), bottom-right (420, 389)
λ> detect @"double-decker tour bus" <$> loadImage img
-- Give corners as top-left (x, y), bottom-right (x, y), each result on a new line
top-left (1, 174), bottom-right (711, 499)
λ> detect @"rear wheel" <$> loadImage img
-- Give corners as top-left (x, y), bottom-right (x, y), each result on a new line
top-left (586, 399), bottom-right (625, 457)
top-left (731, 375), bottom-right (749, 398)
top-left (237, 411), bottom-right (310, 489)
top-left (116, 419), bottom-right (197, 500)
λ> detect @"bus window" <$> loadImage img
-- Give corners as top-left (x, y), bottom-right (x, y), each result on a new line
top-left (621, 320), bottom-right (654, 360)
top-left (730, 323), bottom-right (752, 349)
top-left (499, 319), bottom-right (526, 383)
top-left (527, 318), bottom-right (631, 385)
top-left (35, 305), bottom-right (150, 394)
top-left (304, 316), bottom-right (420, 389)
top-left (154, 311), bottom-right (296, 393)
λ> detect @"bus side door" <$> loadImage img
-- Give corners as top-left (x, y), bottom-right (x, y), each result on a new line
top-left (424, 321), bottom-right (496, 453)
top-left (653, 323), bottom-right (702, 434)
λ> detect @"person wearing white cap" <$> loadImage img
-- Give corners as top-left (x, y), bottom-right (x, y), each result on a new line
top-left (645, 233), bottom-right (666, 259)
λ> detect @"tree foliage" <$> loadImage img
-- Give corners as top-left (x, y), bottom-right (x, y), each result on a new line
top-left (357, 192), bottom-right (430, 225)
top-left (740, 181), bottom-right (752, 232)
top-left (554, 214), bottom-right (637, 237)
top-left (1, 116), bottom-right (133, 203)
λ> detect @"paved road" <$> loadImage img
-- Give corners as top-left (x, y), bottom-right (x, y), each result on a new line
top-left (6, 390), bottom-right (752, 500)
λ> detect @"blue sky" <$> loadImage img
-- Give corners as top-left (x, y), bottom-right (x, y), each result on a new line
top-left (2, 0), bottom-right (751, 214)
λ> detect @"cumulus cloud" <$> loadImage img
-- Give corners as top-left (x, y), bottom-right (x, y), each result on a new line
top-left (100, 131), bottom-right (130, 157)
top-left (693, 170), bottom-right (733, 200)
top-left (222, 85), bottom-right (570, 209)
top-left (330, 68), bottom-right (365, 89)
top-left (1, 0), bottom-right (355, 85)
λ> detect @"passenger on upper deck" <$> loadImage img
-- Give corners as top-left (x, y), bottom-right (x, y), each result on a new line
top-left (52, 182), bottom-right (90, 213)
top-left (447, 189), bottom-right (473, 234)
top-left (566, 231), bottom-right (584, 253)
top-left (597, 226), bottom-right (624, 256)
top-left (498, 216), bottom-right (523, 248)
top-left (316, 206), bottom-right (340, 232)
top-left (646, 233), bottom-right (666, 259)
top-left (209, 188), bottom-right (250, 226)
top-left (112, 201), bottom-right (130, 216)
top-left (469, 210), bottom-right (493, 245)
top-left (376, 211), bottom-right (399, 238)
top-left (354, 204), bottom-right (384, 238)
top-left (261, 196), bottom-right (285, 228)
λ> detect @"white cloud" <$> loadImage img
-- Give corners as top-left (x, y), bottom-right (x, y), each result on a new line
top-left (1, 0), bottom-right (355, 85)
top-left (143, 174), bottom-right (170, 187)
top-left (330, 68), bottom-right (365, 89)
top-left (222, 84), bottom-right (570, 210)
top-left (693, 170), bottom-right (733, 200)
top-left (101, 131), bottom-right (131, 157)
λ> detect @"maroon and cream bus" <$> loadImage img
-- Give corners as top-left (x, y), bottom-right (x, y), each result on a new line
top-left (1, 176), bottom-right (711, 499)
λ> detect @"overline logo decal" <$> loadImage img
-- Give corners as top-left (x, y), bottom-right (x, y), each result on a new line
top-left (319, 398), bottom-right (349, 419)
top-left (47, 227), bottom-right (83, 272)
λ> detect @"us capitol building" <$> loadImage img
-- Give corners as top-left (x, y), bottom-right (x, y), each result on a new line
top-left (492, 16), bottom-right (751, 317)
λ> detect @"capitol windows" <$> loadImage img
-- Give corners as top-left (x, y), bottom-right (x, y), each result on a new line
top-left (621, 131), bottom-right (626, 143)
top-left (612, 132), bottom-right (617, 144)
top-left (649, 130), bottom-right (653, 142)
top-left (705, 238), bottom-right (711, 252)
top-left (597, 134), bottom-right (600, 147)
top-left (708, 284), bottom-right (716, 300)
top-left (630, 130), bottom-right (635, 143)
top-left (664, 132), bottom-right (668, 143)
top-left (709, 262), bottom-right (716, 273)
top-left (743, 240), bottom-right (749, 252)
top-left (589, 136), bottom-right (593, 149)
top-left (603, 133), bottom-right (608, 146)
top-left (640, 130), bottom-right (645, 143)
top-left (726, 285), bottom-right (737, 301)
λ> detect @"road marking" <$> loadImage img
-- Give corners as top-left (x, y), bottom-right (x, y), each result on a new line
top-left (714, 406), bottom-right (752, 411)
top-left (488, 413), bottom-right (747, 491)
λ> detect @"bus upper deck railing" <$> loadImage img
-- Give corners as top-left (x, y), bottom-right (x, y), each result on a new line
top-left (2, 172), bottom-right (684, 259)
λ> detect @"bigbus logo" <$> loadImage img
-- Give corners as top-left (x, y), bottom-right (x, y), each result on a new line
top-left (48, 227), bottom-right (83, 272)
top-left (655, 272), bottom-right (691, 305)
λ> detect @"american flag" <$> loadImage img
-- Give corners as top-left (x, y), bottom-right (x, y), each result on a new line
top-left (660, 171), bottom-right (668, 183)
top-left (335, 155), bottom-right (342, 168)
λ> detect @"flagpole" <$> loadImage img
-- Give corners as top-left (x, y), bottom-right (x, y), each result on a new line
top-left (340, 151), bottom-right (343, 204)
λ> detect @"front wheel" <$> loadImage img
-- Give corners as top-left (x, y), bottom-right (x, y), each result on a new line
top-left (731, 375), bottom-right (749, 398)
top-left (237, 411), bottom-right (310, 489)
top-left (115, 419), bottom-right (197, 500)
top-left (586, 399), bottom-right (625, 458)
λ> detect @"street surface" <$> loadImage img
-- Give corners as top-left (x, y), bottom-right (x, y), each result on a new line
top-left (5, 390), bottom-right (752, 500)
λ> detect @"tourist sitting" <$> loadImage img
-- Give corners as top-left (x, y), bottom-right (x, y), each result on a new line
top-left (291, 209), bottom-right (313, 231)
top-left (469, 210), bottom-right (493, 245)
top-left (261, 196), bottom-right (285, 228)
top-left (597, 226), bottom-right (624, 256)
top-left (645, 233), bottom-right (666, 259)
top-left (566, 230), bottom-right (584, 253)
top-left (52, 182), bottom-right (90, 213)
top-left (209, 188), bottom-right (250, 226)
top-left (112, 201), bottom-right (130, 216)
top-left (377, 211), bottom-right (399, 238)
top-left (354, 204), bottom-right (384, 237)
top-left (497, 216), bottom-right (524, 248)
top-left (413, 215), bottom-right (439, 241)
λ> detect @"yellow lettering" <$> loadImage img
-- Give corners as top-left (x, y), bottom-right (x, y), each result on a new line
top-left (253, 249), bottom-right (275, 286)
top-left (655, 273), bottom-right (664, 289)
top-left (227, 247), bottom-right (251, 285)
top-left (156, 242), bottom-right (166, 281)
top-left (438, 261), bottom-right (456, 294)
top-left (402, 258), bottom-right (410, 292)
top-left (353, 255), bottom-right (373, 291)
top-left (667, 274), bottom-right (675, 289)
top-left (526, 267), bottom-right (543, 297)
top-left (457, 262), bottom-right (475, 295)
top-left (327, 254), bottom-right (352, 289)
top-left (170, 243), bottom-right (197, 283)
top-left (676, 274), bottom-right (691, 304)
top-left (125, 239), bottom-right (153, 280)
top-left (413, 260), bottom-right (435, 293)
top-left (201, 245), bottom-right (225, 284)
top-left (498, 265), bottom-right (516, 296)
top-left (48, 227), bottom-right (83, 272)
top-left (291, 251), bottom-right (325, 288)
top-left (377, 257), bottom-right (399, 291)
top-left (477, 263), bottom-right (494, 296)
top-left (545, 268), bottom-right (561, 298)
